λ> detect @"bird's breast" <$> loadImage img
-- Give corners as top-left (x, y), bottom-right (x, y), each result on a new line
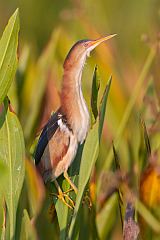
top-left (63, 94), bottom-right (90, 144)
top-left (74, 80), bottom-right (90, 143)
top-left (61, 70), bottom-right (90, 144)
top-left (75, 99), bottom-right (90, 144)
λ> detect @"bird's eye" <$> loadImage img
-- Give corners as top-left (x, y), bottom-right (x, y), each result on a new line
top-left (84, 42), bottom-right (89, 48)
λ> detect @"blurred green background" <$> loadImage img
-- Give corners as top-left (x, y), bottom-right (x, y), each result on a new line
top-left (0, 0), bottom-right (159, 142)
top-left (0, 1), bottom-right (160, 239)
top-left (1, 0), bottom-right (159, 55)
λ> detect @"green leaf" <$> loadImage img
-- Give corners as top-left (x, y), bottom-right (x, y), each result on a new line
top-left (112, 144), bottom-right (124, 228)
top-left (141, 119), bottom-right (151, 157)
top-left (96, 194), bottom-right (117, 239)
top-left (0, 162), bottom-right (8, 194)
top-left (90, 66), bottom-right (100, 125)
top-left (20, 209), bottom-right (37, 240)
top-left (25, 159), bottom-right (45, 218)
top-left (68, 121), bottom-right (99, 239)
top-left (55, 198), bottom-right (70, 240)
top-left (0, 9), bottom-right (19, 104)
top-left (136, 199), bottom-right (160, 233)
top-left (0, 98), bottom-right (25, 239)
top-left (0, 162), bottom-right (8, 239)
top-left (99, 76), bottom-right (112, 138)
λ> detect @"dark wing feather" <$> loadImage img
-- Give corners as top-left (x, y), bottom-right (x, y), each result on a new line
top-left (34, 110), bottom-right (62, 165)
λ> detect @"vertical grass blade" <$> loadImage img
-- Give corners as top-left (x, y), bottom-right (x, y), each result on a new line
top-left (96, 194), bottom-right (117, 239)
top-left (99, 76), bottom-right (112, 138)
top-left (0, 9), bottom-right (19, 104)
top-left (141, 119), bottom-right (151, 157)
top-left (136, 199), bottom-right (160, 233)
top-left (90, 66), bottom-right (100, 125)
top-left (102, 47), bottom-right (156, 171)
top-left (0, 99), bottom-right (25, 239)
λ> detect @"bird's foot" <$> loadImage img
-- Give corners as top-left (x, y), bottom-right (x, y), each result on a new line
top-left (51, 191), bottom-right (75, 209)
top-left (51, 180), bottom-right (75, 209)
top-left (63, 188), bottom-right (74, 194)
top-left (60, 192), bottom-right (75, 209)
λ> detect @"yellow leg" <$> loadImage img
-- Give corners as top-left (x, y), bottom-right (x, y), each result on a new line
top-left (52, 179), bottom-right (75, 209)
top-left (64, 171), bottom-right (78, 194)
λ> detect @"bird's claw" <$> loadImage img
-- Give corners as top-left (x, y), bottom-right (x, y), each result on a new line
top-left (60, 192), bottom-right (75, 209)
top-left (50, 191), bottom-right (75, 209)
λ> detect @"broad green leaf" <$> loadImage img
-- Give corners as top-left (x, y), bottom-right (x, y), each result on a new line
top-left (0, 99), bottom-right (25, 239)
top-left (0, 162), bottom-right (8, 195)
top-left (90, 66), bottom-right (100, 125)
top-left (20, 209), bottom-right (37, 240)
top-left (77, 121), bottom-right (99, 206)
top-left (68, 121), bottom-right (99, 239)
top-left (0, 9), bottom-right (19, 104)
top-left (55, 198), bottom-right (70, 240)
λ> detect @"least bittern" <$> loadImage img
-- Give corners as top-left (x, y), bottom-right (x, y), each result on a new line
top-left (35, 34), bottom-right (116, 208)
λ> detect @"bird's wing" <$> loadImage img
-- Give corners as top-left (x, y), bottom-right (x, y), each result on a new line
top-left (34, 110), bottom-right (63, 165)
top-left (41, 126), bottom-right (70, 169)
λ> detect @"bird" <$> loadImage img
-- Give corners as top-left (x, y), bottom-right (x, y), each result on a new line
top-left (35, 34), bottom-right (116, 208)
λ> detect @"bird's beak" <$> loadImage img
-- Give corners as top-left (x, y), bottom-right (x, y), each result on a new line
top-left (86, 34), bottom-right (117, 51)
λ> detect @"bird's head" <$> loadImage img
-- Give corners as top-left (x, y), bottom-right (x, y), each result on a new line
top-left (63, 34), bottom-right (116, 70)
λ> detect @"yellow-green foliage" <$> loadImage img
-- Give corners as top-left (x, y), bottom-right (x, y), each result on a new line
top-left (0, 2), bottom-right (160, 240)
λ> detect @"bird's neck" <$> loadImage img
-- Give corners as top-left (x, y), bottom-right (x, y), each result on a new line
top-left (60, 67), bottom-right (90, 143)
